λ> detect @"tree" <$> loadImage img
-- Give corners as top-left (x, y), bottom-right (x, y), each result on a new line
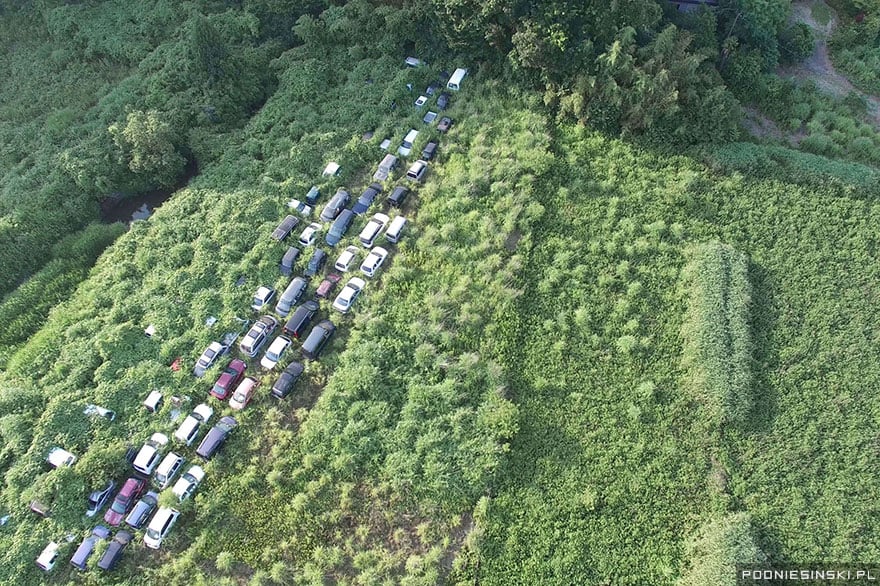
top-left (109, 110), bottom-right (185, 188)
top-left (186, 14), bottom-right (229, 86)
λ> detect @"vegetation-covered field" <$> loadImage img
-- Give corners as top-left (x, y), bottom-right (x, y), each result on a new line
top-left (2, 0), bottom-right (880, 584)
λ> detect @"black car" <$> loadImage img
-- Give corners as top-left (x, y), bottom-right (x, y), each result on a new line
top-left (437, 92), bottom-right (451, 110)
top-left (97, 530), bottom-right (132, 571)
top-left (301, 319), bottom-right (336, 360)
top-left (280, 246), bottom-right (300, 276)
top-left (304, 249), bottom-right (327, 277)
top-left (271, 215), bottom-right (299, 241)
top-left (352, 183), bottom-right (383, 215)
top-left (421, 141), bottom-right (438, 161)
top-left (425, 82), bottom-right (440, 96)
top-left (124, 491), bottom-right (158, 529)
top-left (271, 361), bottom-right (305, 399)
top-left (325, 210), bottom-right (354, 246)
top-left (319, 189), bottom-right (350, 222)
top-left (387, 186), bottom-right (410, 208)
top-left (196, 416), bottom-right (238, 460)
top-left (283, 300), bottom-right (319, 338)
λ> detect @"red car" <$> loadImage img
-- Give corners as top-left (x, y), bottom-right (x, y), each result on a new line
top-left (104, 478), bottom-right (145, 527)
top-left (210, 359), bottom-right (247, 400)
top-left (316, 273), bottom-right (342, 299)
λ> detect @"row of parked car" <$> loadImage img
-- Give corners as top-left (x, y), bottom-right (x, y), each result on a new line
top-left (34, 59), bottom-right (466, 574)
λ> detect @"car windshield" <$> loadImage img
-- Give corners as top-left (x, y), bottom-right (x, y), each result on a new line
top-left (111, 497), bottom-right (129, 514)
top-left (232, 391), bottom-right (246, 403)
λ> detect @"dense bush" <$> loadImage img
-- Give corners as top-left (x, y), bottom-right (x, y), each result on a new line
top-left (680, 242), bottom-right (755, 426)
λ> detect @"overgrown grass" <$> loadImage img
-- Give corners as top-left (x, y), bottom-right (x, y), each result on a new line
top-left (460, 127), bottom-right (880, 584)
top-left (680, 242), bottom-right (754, 427)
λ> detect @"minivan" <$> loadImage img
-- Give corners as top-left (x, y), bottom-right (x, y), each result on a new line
top-left (301, 319), bottom-right (336, 360)
top-left (373, 154), bottom-right (398, 181)
top-left (280, 246), bottom-right (300, 276)
top-left (153, 453), bottom-right (184, 490)
top-left (132, 433), bottom-right (168, 475)
top-left (283, 300), bottom-right (319, 338)
top-left (398, 129), bottom-right (418, 157)
top-left (276, 277), bottom-right (308, 317)
top-left (406, 160), bottom-right (428, 182)
top-left (359, 213), bottom-right (390, 247)
top-left (385, 216), bottom-right (407, 243)
top-left (421, 141), bottom-right (437, 160)
top-left (173, 403), bottom-right (214, 446)
top-left (387, 186), bottom-right (410, 208)
top-left (125, 491), bottom-right (159, 529)
top-left (144, 507), bottom-right (180, 549)
top-left (196, 416), bottom-right (238, 460)
top-left (70, 526), bottom-right (110, 570)
top-left (97, 530), bottom-right (132, 571)
top-left (325, 209), bottom-right (355, 246)
top-left (319, 189), bottom-right (349, 222)
top-left (447, 67), bottom-right (468, 91)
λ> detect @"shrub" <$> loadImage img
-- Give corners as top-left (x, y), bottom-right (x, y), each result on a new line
top-left (679, 242), bottom-right (754, 427)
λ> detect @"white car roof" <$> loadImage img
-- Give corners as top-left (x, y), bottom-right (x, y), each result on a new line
top-left (266, 336), bottom-right (290, 353)
top-left (372, 213), bottom-right (390, 224)
top-left (186, 465), bottom-right (205, 482)
top-left (255, 286), bottom-right (272, 298)
top-left (150, 433), bottom-right (169, 446)
top-left (46, 447), bottom-right (76, 468)
top-left (193, 403), bottom-right (213, 421)
top-left (36, 541), bottom-right (59, 567)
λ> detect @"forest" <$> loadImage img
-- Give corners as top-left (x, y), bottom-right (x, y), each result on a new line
top-left (1, 0), bottom-right (879, 584)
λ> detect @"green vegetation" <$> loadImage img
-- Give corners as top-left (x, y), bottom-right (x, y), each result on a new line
top-left (677, 513), bottom-right (765, 586)
top-left (0, 223), bottom-right (125, 367)
top-left (680, 242), bottom-right (754, 427)
top-left (830, 2), bottom-right (880, 95)
top-left (2, 0), bottom-right (880, 584)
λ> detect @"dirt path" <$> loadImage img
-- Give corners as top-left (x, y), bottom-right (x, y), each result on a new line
top-left (779, 0), bottom-right (880, 126)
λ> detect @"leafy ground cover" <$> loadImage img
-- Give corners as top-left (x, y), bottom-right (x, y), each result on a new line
top-left (2, 1), bottom-right (880, 585)
top-left (465, 127), bottom-right (880, 584)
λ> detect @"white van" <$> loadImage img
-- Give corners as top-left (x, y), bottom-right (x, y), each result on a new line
top-left (359, 213), bottom-right (390, 247)
top-left (144, 507), bottom-right (180, 549)
top-left (447, 68), bottom-right (468, 91)
top-left (373, 154), bottom-right (398, 181)
top-left (153, 452), bottom-right (184, 489)
top-left (385, 216), bottom-right (407, 243)
top-left (398, 129), bottom-right (419, 157)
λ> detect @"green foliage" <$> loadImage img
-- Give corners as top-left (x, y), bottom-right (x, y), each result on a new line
top-left (0, 223), bottom-right (124, 364)
top-left (680, 242), bottom-right (755, 426)
top-left (830, 13), bottom-right (880, 95)
top-left (779, 22), bottom-right (815, 64)
top-left (677, 513), bottom-right (766, 586)
top-left (109, 110), bottom-right (186, 187)
top-left (2, 1), bottom-right (880, 585)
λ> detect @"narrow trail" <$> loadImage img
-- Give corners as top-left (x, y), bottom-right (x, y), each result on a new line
top-left (778, 0), bottom-right (880, 126)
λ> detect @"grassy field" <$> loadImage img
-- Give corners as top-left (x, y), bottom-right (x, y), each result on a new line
top-left (469, 128), bottom-right (880, 584)
top-left (2, 2), bottom-right (880, 585)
